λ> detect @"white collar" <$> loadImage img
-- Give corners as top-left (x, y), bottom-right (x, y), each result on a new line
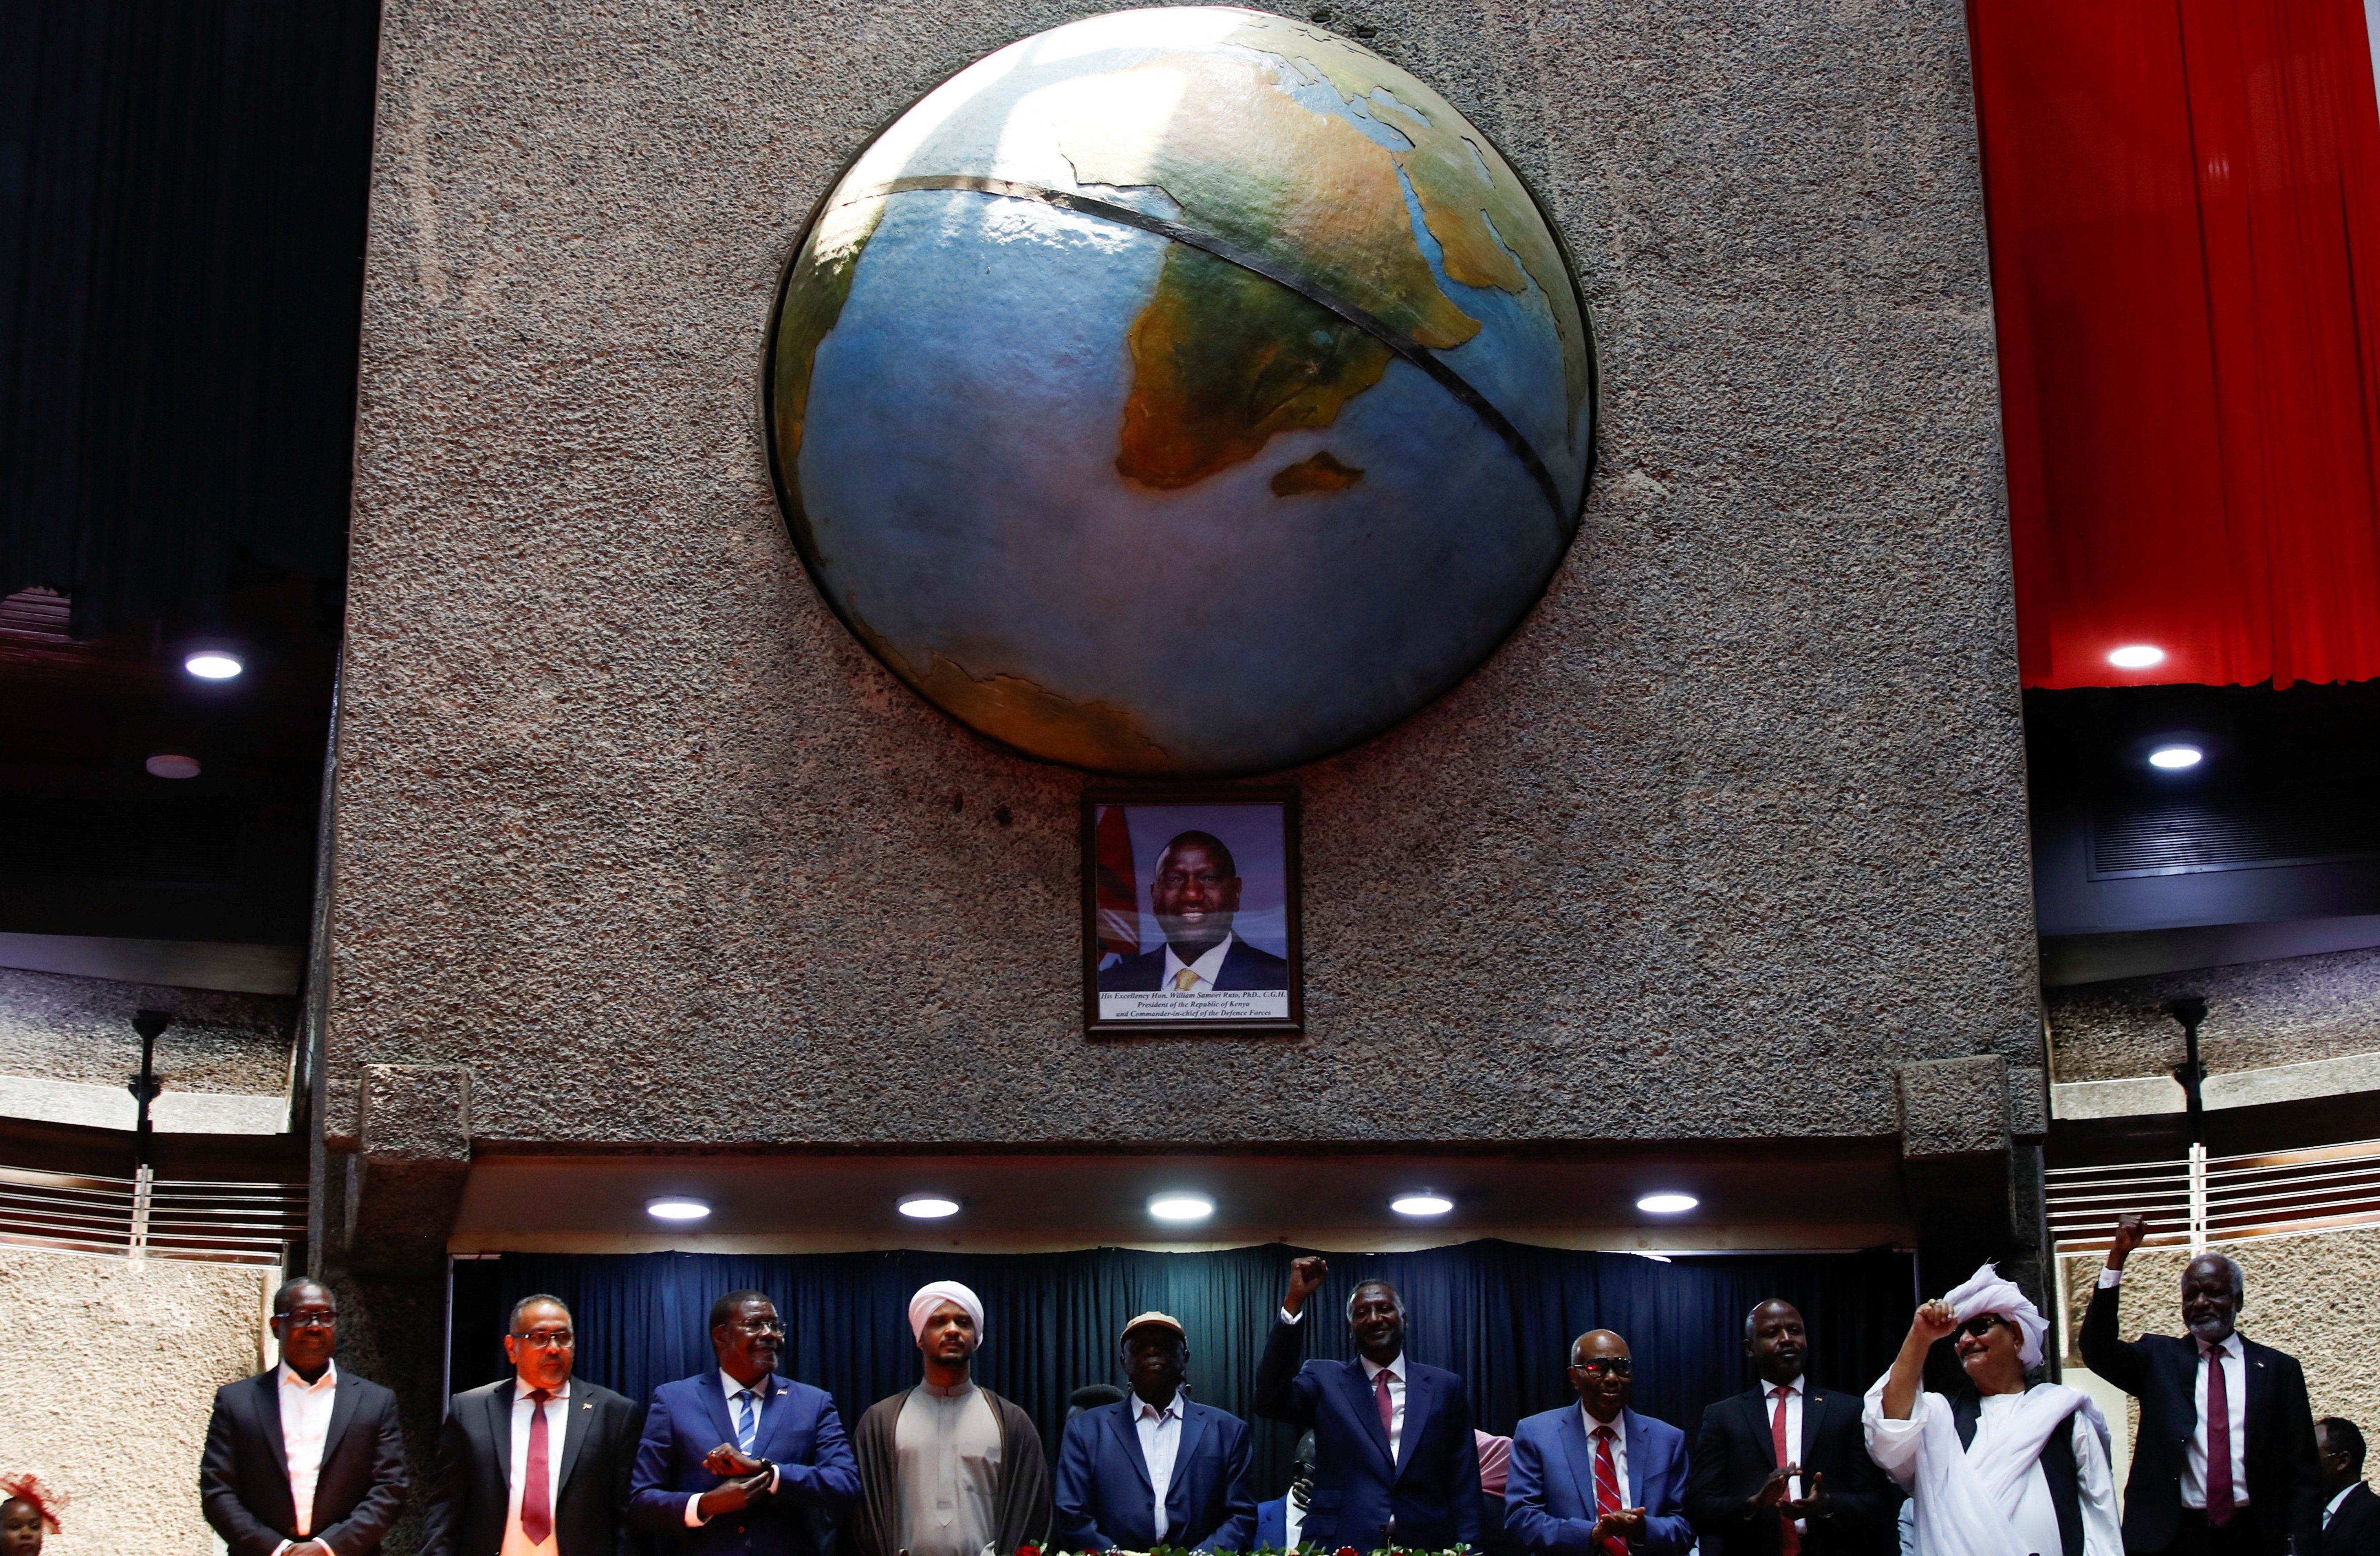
top-left (279, 1361), bottom-right (337, 1393)
top-left (1161, 933), bottom-right (1236, 985)
top-left (1134, 1389), bottom-right (1185, 1421)
top-left (1360, 1353), bottom-right (1404, 1382)
top-left (1767, 1381), bottom-right (1800, 1398)
top-left (2327, 1484), bottom-right (2364, 1518)
top-left (1582, 1404), bottom-right (1624, 1435)
top-left (722, 1370), bottom-right (773, 1400)
top-left (515, 1377), bottom-right (572, 1402)
top-left (2198, 1333), bottom-right (2243, 1360)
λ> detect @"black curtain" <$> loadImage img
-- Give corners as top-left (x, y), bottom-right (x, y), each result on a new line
top-left (0, 0), bottom-right (377, 636)
top-left (449, 1241), bottom-right (1915, 1498)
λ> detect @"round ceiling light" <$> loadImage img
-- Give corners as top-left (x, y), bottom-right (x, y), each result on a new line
top-left (897, 1193), bottom-right (961, 1219)
top-left (145, 754), bottom-right (201, 780)
top-left (645, 1196), bottom-right (712, 1221)
top-left (2106, 645), bottom-right (2166, 669)
top-left (1635, 1192), bottom-right (1699, 1214)
top-left (1390, 1192), bottom-right (1454, 1217)
top-left (184, 651), bottom-right (244, 680)
top-left (1147, 1193), bottom-right (1215, 1222)
top-left (2147, 744), bottom-right (2204, 770)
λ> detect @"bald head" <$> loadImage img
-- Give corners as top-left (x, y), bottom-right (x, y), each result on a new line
top-left (1567, 1329), bottom-right (1633, 1421)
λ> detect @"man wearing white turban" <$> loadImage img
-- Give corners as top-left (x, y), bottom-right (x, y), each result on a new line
top-left (848, 1281), bottom-right (1049, 1556)
top-left (1863, 1263), bottom-right (2122, 1556)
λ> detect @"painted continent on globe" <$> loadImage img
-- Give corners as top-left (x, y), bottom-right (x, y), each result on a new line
top-left (770, 5), bottom-right (1594, 775)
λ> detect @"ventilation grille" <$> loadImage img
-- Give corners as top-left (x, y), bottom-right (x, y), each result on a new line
top-left (2090, 794), bottom-right (2380, 878)
top-left (0, 587), bottom-right (70, 641)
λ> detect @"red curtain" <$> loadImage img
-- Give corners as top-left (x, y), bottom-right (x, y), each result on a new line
top-left (1971, 0), bottom-right (2380, 688)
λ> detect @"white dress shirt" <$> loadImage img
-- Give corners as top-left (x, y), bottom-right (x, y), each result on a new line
top-left (1160, 933), bottom-right (1237, 994)
top-left (1766, 1382), bottom-right (1805, 1529)
top-left (2327, 1483), bottom-right (2364, 1528)
top-left (504, 1379), bottom-right (570, 1556)
top-left (1278, 1307), bottom-right (1405, 1460)
top-left (274, 1361), bottom-right (339, 1555)
top-left (1581, 1406), bottom-right (1628, 1508)
top-left (1133, 1389), bottom-right (1187, 1539)
top-left (2096, 1269), bottom-right (2250, 1510)
top-left (687, 1372), bottom-right (782, 1526)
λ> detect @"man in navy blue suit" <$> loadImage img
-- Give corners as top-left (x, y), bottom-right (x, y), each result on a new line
top-left (1095, 832), bottom-right (1289, 994)
top-left (1254, 1255), bottom-right (1481, 1552)
top-left (628, 1289), bottom-right (861, 1553)
top-left (1055, 1311), bottom-right (1258, 1552)
top-left (1506, 1330), bottom-right (1691, 1556)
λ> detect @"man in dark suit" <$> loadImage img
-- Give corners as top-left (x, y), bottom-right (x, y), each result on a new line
top-left (1506, 1329), bottom-right (1691, 1556)
top-left (627, 1289), bottom-right (860, 1554)
top-left (2318, 1419), bottom-right (2378, 1556)
top-left (1096, 831), bottom-right (1288, 994)
top-left (1686, 1298), bottom-right (1896, 1555)
top-left (1253, 1256), bottom-right (1481, 1551)
top-left (1254, 1431), bottom-right (1317, 1552)
top-left (1054, 1311), bottom-right (1258, 1552)
top-left (2081, 1214), bottom-right (2322, 1555)
top-left (421, 1293), bottom-right (644, 1556)
top-left (200, 1277), bottom-right (410, 1556)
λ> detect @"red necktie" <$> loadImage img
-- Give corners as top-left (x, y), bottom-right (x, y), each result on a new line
top-left (1593, 1426), bottom-right (1627, 1556)
top-left (523, 1388), bottom-right (554, 1545)
top-left (1375, 1368), bottom-right (1396, 1452)
top-left (1770, 1387), bottom-right (1800, 1556)
top-left (2204, 1345), bottom-right (2234, 1525)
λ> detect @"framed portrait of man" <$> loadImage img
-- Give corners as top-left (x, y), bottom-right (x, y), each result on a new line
top-left (1081, 789), bottom-right (1302, 1034)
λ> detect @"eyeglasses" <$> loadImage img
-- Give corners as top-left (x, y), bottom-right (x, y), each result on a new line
top-left (1959, 1315), bottom-right (2010, 1338)
top-left (510, 1330), bottom-right (576, 1350)
top-left (280, 1312), bottom-right (336, 1330)
top-left (1569, 1357), bottom-right (1633, 1377)
top-left (724, 1318), bottom-right (785, 1336)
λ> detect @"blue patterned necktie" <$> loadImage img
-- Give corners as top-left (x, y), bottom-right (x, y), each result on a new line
top-left (736, 1389), bottom-right (760, 1456)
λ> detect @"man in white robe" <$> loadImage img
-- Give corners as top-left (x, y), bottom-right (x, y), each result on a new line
top-left (1863, 1263), bottom-right (2122, 1556)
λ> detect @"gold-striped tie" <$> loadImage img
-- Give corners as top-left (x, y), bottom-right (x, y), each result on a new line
top-left (1172, 967), bottom-right (1199, 992)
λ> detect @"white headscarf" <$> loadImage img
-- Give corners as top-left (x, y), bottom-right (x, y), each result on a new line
top-left (1941, 1261), bottom-right (2046, 1370)
top-left (907, 1280), bottom-right (986, 1342)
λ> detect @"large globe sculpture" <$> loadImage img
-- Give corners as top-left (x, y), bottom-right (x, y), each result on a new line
top-left (769, 5), bottom-right (1594, 775)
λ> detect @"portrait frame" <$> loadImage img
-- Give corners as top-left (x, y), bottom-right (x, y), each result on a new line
top-left (1080, 788), bottom-right (1303, 1036)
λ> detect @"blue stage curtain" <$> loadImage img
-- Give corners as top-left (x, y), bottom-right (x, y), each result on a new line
top-left (449, 1240), bottom-right (1914, 1499)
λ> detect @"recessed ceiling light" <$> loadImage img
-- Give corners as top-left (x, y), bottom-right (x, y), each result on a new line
top-left (184, 651), bottom-right (244, 680)
top-left (1147, 1193), bottom-right (1214, 1222)
top-left (1390, 1192), bottom-right (1453, 1217)
top-left (145, 754), bottom-right (201, 780)
top-left (645, 1196), bottom-right (711, 1221)
top-left (2107, 645), bottom-right (2165, 669)
top-left (2147, 744), bottom-right (2204, 770)
top-left (1636, 1192), bottom-right (1698, 1214)
top-left (898, 1193), bottom-right (961, 1219)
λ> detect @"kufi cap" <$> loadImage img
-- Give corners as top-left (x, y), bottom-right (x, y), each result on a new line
top-left (1119, 1310), bottom-right (1186, 1342)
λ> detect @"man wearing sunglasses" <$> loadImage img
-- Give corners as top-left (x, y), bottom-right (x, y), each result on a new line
top-left (1865, 1263), bottom-right (2121, 1556)
top-left (1506, 1330), bottom-right (1692, 1555)
top-left (629, 1290), bottom-right (861, 1554)
top-left (421, 1294), bottom-right (644, 1556)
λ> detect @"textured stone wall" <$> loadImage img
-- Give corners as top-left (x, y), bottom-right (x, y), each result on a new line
top-left (334, 0), bottom-right (2036, 1151)
top-left (2047, 944), bottom-right (2380, 1083)
top-left (0, 1247), bottom-right (271, 1555)
top-left (2061, 1229), bottom-right (2380, 1434)
top-left (0, 966), bottom-right (293, 1095)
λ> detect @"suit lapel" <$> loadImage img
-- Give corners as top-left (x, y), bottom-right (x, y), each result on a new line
top-left (557, 1386), bottom-right (596, 1492)
top-left (253, 1374), bottom-right (298, 1528)
top-left (1743, 1390), bottom-right (1778, 1470)
top-left (1621, 1410), bottom-right (1646, 1509)
top-left (705, 1372), bottom-right (742, 1455)
top-left (320, 1369), bottom-right (363, 1469)
top-left (1345, 1361), bottom-right (1395, 1469)
top-left (490, 1384), bottom-right (516, 1486)
top-left (1109, 1404), bottom-right (1156, 1496)
top-left (1173, 1402), bottom-right (1210, 1518)
top-left (1800, 1388), bottom-right (1824, 1468)
top-left (1396, 1368), bottom-right (1431, 1474)
top-left (2241, 1342), bottom-right (2268, 1453)
top-left (1557, 1407), bottom-right (1599, 1513)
